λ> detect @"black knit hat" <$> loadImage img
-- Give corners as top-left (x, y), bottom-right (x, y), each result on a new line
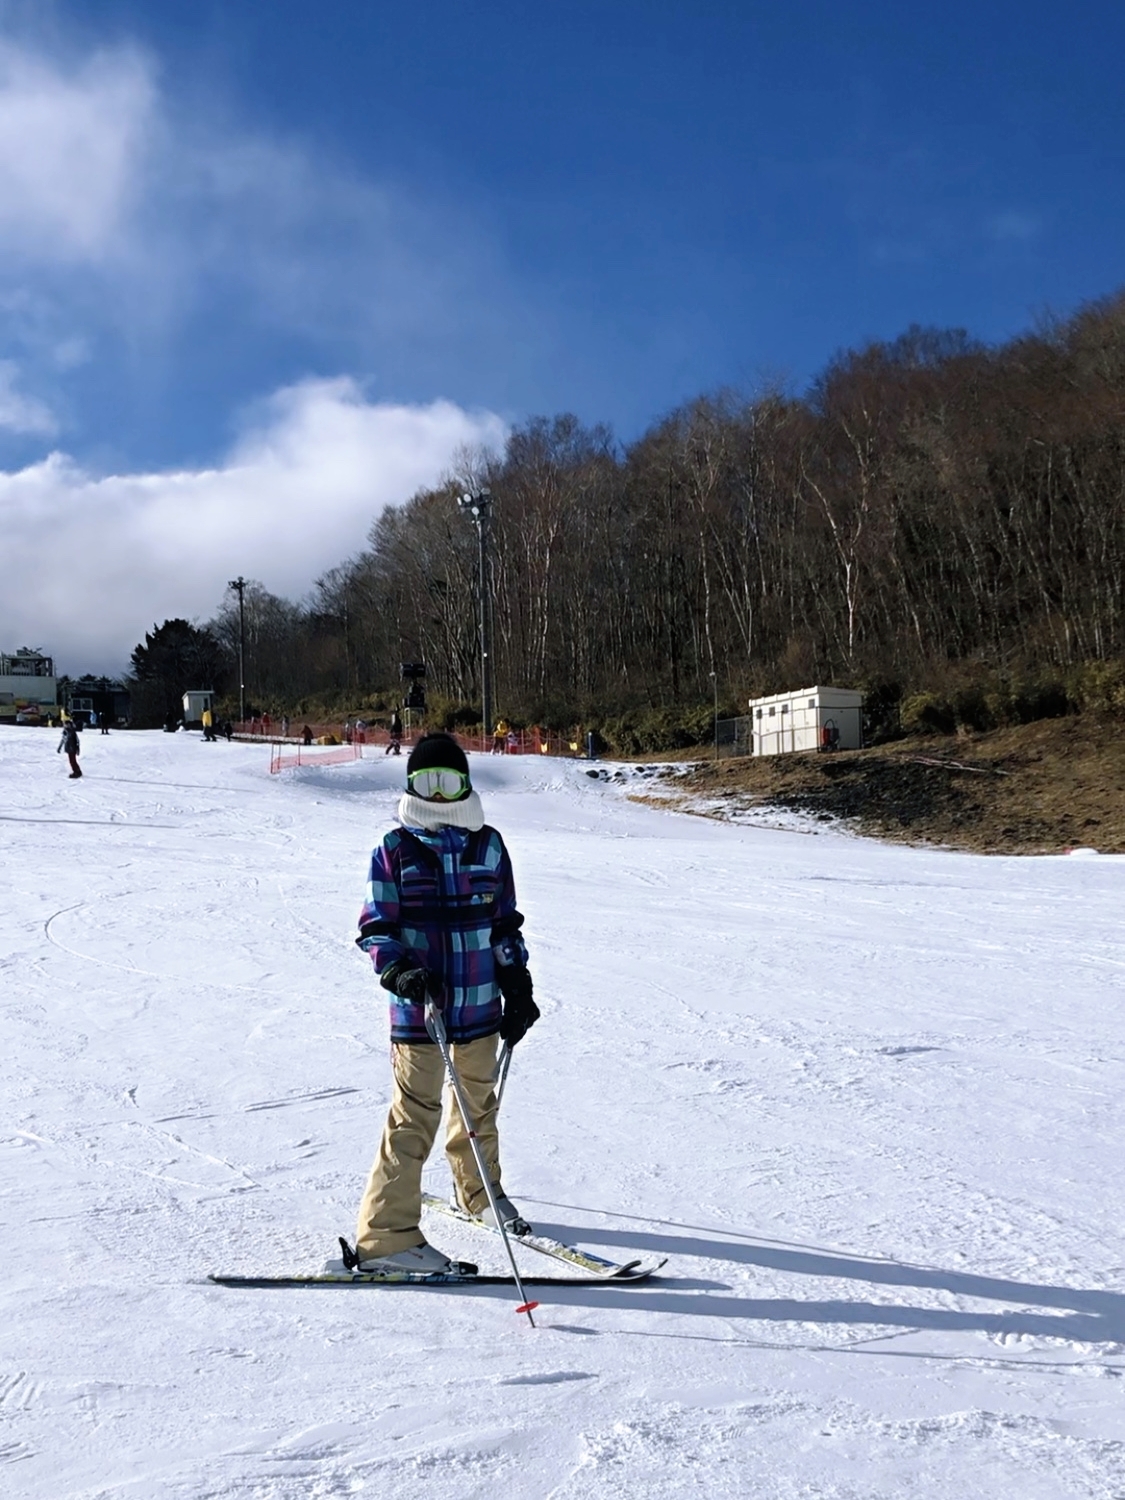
top-left (406, 732), bottom-right (470, 782)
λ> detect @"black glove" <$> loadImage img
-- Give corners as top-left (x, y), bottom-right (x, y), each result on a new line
top-left (380, 961), bottom-right (433, 1003)
top-left (498, 966), bottom-right (539, 1046)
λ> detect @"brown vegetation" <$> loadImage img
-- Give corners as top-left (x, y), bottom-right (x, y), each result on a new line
top-left (662, 716), bottom-right (1125, 855)
top-left (194, 292), bottom-right (1125, 730)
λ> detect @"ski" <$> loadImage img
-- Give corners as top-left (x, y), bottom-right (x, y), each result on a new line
top-left (208, 1261), bottom-right (663, 1289)
top-left (421, 1192), bottom-right (637, 1277)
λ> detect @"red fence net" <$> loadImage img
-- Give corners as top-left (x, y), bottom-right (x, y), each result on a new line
top-left (244, 721), bottom-right (587, 770)
top-left (268, 742), bottom-right (365, 774)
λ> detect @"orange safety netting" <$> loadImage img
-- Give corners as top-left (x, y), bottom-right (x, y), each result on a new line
top-left (268, 742), bottom-right (364, 774)
top-left (247, 722), bottom-right (590, 769)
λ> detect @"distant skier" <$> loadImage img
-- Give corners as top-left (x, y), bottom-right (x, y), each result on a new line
top-left (58, 718), bottom-right (82, 778)
top-left (385, 709), bottom-right (402, 756)
top-left (353, 732), bottom-right (539, 1273)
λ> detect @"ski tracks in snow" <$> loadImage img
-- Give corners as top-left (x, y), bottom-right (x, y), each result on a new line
top-left (6, 732), bottom-right (1125, 1499)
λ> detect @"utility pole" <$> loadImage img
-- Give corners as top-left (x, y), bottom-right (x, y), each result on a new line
top-left (227, 576), bottom-right (247, 724)
top-left (401, 662), bottom-right (426, 743)
top-left (457, 490), bottom-right (493, 741)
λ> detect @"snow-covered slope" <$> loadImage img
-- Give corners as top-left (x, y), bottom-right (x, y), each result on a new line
top-left (3, 728), bottom-right (1124, 1498)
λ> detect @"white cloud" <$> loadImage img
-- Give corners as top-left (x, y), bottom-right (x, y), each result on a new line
top-left (0, 30), bottom-right (538, 444)
top-left (0, 40), bottom-right (154, 261)
top-left (0, 378), bottom-right (507, 674)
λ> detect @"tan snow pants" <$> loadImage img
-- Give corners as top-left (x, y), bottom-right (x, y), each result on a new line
top-left (355, 1033), bottom-right (503, 1259)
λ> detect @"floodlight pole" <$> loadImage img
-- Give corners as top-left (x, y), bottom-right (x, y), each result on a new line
top-left (458, 490), bottom-right (493, 741)
top-left (228, 576), bottom-right (247, 724)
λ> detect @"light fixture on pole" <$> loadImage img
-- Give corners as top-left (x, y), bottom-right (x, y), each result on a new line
top-left (227, 576), bottom-right (247, 724)
top-left (457, 489), bottom-right (493, 740)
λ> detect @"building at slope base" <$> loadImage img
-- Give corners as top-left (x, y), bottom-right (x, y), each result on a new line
top-left (748, 685), bottom-right (863, 756)
top-left (0, 650), bottom-right (58, 722)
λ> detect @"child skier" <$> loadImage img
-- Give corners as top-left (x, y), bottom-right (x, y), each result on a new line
top-left (353, 732), bottom-right (539, 1272)
top-left (57, 717), bottom-right (82, 777)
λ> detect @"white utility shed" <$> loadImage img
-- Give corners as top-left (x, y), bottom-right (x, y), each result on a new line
top-left (181, 690), bottom-right (214, 727)
top-left (749, 685), bottom-right (863, 756)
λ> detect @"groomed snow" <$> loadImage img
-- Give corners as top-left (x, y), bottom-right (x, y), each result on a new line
top-left (3, 727), bottom-right (1124, 1498)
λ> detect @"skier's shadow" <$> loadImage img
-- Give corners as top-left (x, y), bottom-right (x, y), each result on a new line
top-left (517, 1204), bottom-right (1125, 1344)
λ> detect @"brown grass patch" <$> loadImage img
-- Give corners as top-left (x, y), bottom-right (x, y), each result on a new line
top-left (651, 715), bottom-right (1125, 854)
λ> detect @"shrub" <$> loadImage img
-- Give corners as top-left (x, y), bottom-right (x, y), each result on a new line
top-left (900, 692), bottom-right (956, 735)
top-left (597, 703), bottom-right (722, 755)
top-left (951, 686), bottom-right (994, 732)
top-left (858, 678), bottom-right (904, 742)
top-left (1066, 660), bottom-right (1125, 717)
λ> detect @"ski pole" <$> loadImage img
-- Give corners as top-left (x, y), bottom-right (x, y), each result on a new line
top-left (495, 1042), bottom-right (513, 1110)
top-left (424, 999), bottom-right (539, 1326)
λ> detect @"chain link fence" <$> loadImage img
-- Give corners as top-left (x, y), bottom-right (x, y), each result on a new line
top-left (715, 716), bottom-right (753, 758)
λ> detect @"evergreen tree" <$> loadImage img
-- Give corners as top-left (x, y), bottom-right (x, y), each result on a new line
top-left (127, 620), bottom-right (227, 728)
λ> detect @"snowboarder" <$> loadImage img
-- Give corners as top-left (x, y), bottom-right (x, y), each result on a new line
top-left (353, 732), bottom-right (539, 1273)
top-left (57, 718), bottom-right (82, 777)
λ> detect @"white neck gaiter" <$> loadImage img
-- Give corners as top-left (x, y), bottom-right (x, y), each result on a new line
top-left (398, 789), bottom-right (485, 833)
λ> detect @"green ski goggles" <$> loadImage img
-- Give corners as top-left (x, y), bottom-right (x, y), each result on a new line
top-left (407, 766), bottom-right (471, 801)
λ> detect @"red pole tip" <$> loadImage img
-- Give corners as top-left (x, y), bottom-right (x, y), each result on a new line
top-left (516, 1301), bottom-right (540, 1315)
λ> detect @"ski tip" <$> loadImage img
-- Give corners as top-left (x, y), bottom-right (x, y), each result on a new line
top-left (632, 1256), bottom-right (668, 1277)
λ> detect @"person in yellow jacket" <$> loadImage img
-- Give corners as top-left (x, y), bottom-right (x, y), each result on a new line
top-left (492, 717), bottom-right (509, 754)
top-left (202, 707), bottom-right (215, 742)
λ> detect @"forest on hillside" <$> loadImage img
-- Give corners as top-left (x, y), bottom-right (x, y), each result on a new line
top-left (131, 292), bottom-right (1125, 743)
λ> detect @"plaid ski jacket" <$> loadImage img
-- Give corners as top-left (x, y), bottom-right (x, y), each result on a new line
top-left (356, 822), bottom-right (527, 1043)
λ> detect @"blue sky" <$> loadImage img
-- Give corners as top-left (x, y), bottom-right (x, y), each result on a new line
top-left (2, 0), bottom-right (1124, 671)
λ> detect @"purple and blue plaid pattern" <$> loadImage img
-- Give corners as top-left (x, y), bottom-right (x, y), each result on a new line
top-left (357, 823), bottom-right (526, 1043)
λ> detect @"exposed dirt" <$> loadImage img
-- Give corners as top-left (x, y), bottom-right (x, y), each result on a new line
top-left (652, 716), bottom-right (1125, 854)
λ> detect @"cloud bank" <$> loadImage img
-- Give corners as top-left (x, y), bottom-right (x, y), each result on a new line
top-left (0, 379), bottom-right (507, 675)
top-left (0, 29), bottom-right (540, 452)
top-left (0, 30), bottom-right (514, 680)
